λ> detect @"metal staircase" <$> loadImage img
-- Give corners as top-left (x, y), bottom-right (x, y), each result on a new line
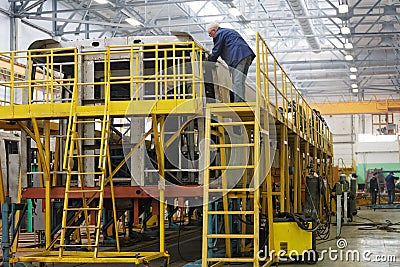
top-left (202, 102), bottom-right (262, 266)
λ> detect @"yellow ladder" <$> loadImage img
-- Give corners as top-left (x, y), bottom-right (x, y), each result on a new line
top-left (59, 113), bottom-right (110, 257)
top-left (202, 103), bottom-right (262, 267)
top-left (58, 53), bottom-right (115, 256)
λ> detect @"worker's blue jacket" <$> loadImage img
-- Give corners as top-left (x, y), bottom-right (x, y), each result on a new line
top-left (208, 27), bottom-right (255, 69)
top-left (386, 174), bottom-right (396, 190)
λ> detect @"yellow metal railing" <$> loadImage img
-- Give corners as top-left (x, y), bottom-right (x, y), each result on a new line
top-left (256, 33), bottom-right (332, 150)
top-left (0, 48), bottom-right (78, 105)
top-left (0, 48), bottom-right (76, 105)
top-left (0, 41), bottom-right (203, 107)
top-left (107, 42), bottom-right (203, 100)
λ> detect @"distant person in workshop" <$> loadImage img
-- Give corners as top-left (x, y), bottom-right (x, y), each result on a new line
top-left (206, 22), bottom-right (255, 102)
top-left (385, 171), bottom-right (399, 204)
top-left (370, 172), bottom-right (379, 205)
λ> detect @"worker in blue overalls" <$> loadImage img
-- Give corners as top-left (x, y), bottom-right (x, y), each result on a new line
top-left (207, 22), bottom-right (255, 103)
top-left (385, 171), bottom-right (398, 204)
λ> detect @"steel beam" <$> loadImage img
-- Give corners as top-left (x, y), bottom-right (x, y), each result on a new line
top-left (311, 99), bottom-right (400, 115)
top-left (21, 185), bottom-right (203, 199)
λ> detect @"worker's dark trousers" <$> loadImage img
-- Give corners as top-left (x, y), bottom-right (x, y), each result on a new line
top-left (231, 55), bottom-right (253, 102)
top-left (388, 189), bottom-right (395, 204)
top-left (371, 191), bottom-right (377, 205)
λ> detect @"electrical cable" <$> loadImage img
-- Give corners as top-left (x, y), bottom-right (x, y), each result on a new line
top-left (176, 210), bottom-right (192, 263)
top-left (234, 215), bottom-right (253, 225)
top-left (357, 219), bottom-right (400, 232)
top-left (259, 214), bottom-right (269, 253)
top-left (302, 174), bottom-right (332, 240)
top-left (354, 214), bottom-right (376, 224)
top-left (316, 237), bottom-right (337, 245)
top-left (315, 176), bottom-right (332, 240)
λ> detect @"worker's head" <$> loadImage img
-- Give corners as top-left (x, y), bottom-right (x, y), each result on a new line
top-left (390, 171), bottom-right (394, 175)
top-left (207, 23), bottom-right (219, 38)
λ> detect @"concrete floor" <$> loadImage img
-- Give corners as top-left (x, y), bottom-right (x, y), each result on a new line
top-left (36, 207), bottom-right (400, 267)
top-left (229, 207), bottom-right (400, 267)
top-left (136, 207), bottom-right (400, 266)
top-left (289, 207), bottom-right (400, 267)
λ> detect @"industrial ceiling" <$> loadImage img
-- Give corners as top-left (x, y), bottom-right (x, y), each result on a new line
top-left (4, 0), bottom-right (400, 102)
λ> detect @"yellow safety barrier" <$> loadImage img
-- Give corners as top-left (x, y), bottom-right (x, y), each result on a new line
top-left (0, 35), bottom-right (333, 267)
top-left (256, 33), bottom-right (332, 153)
top-left (202, 33), bottom-right (334, 267)
top-left (0, 41), bottom-right (203, 119)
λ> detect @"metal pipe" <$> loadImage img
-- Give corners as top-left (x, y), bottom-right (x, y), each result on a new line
top-left (2, 203), bottom-right (10, 267)
top-left (285, 0), bottom-right (321, 51)
top-left (343, 191), bottom-right (348, 223)
top-left (9, 2), bottom-right (17, 50)
top-left (336, 194), bottom-right (342, 238)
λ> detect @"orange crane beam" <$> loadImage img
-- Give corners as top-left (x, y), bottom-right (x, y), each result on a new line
top-left (311, 99), bottom-right (400, 115)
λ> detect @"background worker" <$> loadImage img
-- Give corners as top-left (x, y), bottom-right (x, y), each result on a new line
top-left (370, 172), bottom-right (379, 205)
top-left (385, 171), bottom-right (398, 204)
top-left (206, 22), bottom-right (255, 102)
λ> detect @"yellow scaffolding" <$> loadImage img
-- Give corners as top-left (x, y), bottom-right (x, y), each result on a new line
top-left (201, 33), bottom-right (333, 266)
top-left (0, 42), bottom-right (203, 119)
top-left (0, 34), bottom-right (333, 266)
top-left (0, 40), bottom-right (204, 266)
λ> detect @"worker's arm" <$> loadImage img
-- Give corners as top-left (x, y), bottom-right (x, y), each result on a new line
top-left (208, 34), bottom-right (224, 62)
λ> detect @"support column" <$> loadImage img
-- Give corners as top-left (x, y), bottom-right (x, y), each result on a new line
top-left (279, 126), bottom-right (285, 212)
top-left (31, 118), bottom-right (51, 249)
top-left (313, 146), bottom-right (318, 174)
top-left (201, 108), bottom-right (211, 267)
top-left (83, 60), bottom-right (95, 187)
top-left (0, 138), bottom-right (7, 202)
top-left (9, 2), bottom-right (18, 50)
top-left (8, 154), bottom-right (19, 203)
top-left (293, 135), bottom-right (300, 212)
top-left (152, 115), bottom-right (166, 253)
top-left (52, 0), bottom-right (58, 36)
top-left (130, 118), bottom-right (145, 186)
top-left (197, 118), bottom-right (205, 185)
top-left (280, 125), bottom-right (289, 212)
top-left (253, 105), bottom-right (261, 267)
top-left (44, 121), bottom-right (52, 247)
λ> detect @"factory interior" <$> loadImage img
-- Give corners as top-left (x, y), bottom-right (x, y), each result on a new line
top-left (0, 0), bottom-right (399, 266)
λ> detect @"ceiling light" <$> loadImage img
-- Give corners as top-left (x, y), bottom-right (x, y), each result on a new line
top-left (350, 74), bottom-right (357, 79)
top-left (351, 83), bottom-right (358, 89)
top-left (94, 0), bottom-right (108, 4)
top-left (352, 88), bottom-right (359, 93)
top-left (341, 26), bottom-right (351, 35)
top-left (338, 4), bottom-right (349, 13)
top-left (344, 42), bottom-right (353, 49)
top-left (345, 55), bottom-right (353, 61)
top-left (350, 67), bottom-right (357, 72)
top-left (228, 7), bottom-right (242, 17)
top-left (125, 18), bottom-right (142, 26)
